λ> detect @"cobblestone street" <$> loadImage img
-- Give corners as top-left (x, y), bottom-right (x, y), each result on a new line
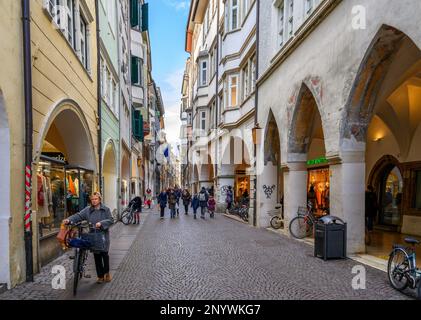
top-left (1, 208), bottom-right (414, 300)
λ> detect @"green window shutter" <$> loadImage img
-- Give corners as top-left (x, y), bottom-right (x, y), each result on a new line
top-left (131, 56), bottom-right (139, 84)
top-left (133, 109), bottom-right (140, 140)
top-left (139, 115), bottom-right (144, 142)
top-left (141, 3), bottom-right (149, 31)
top-left (130, 0), bottom-right (139, 28)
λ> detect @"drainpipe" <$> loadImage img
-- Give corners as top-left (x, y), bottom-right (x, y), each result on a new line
top-left (22, 0), bottom-right (34, 282)
top-left (253, 0), bottom-right (260, 227)
top-left (215, 0), bottom-right (220, 196)
top-left (95, 0), bottom-right (102, 193)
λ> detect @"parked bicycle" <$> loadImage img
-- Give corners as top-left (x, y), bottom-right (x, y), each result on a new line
top-left (65, 220), bottom-right (95, 296)
top-left (120, 203), bottom-right (136, 225)
top-left (289, 202), bottom-right (318, 239)
top-left (268, 204), bottom-right (283, 229)
top-left (229, 202), bottom-right (249, 222)
top-left (387, 237), bottom-right (421, 299)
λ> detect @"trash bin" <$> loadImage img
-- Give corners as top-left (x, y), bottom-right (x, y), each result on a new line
top-left (314, 216), bottom-right (347, 260)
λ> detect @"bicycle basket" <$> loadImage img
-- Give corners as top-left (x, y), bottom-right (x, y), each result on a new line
top-left (297, 206), bottom-right (308, 217)
top-left (68, 237), bottom-right (92, 249)
top-left (81, 231), bottom-right (107, 252)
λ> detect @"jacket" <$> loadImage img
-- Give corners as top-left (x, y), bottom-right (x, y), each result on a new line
top-left (199, 190), bottom-right (209, 207)
top-left (68, 204), bottom-right (113, 252)
top-left (207, 198), bottom-right (216, 211)
top-left (191, 195), bottom-right (200, 210)
top-left (158, 192), bottom-right (168, 207)
top-left (168, 193), bottom-right (177, 209)
top-left (182, 192), bottom-right (192, 205)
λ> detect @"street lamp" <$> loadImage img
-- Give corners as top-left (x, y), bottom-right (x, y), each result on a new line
top-left (252, 123), bottom-right (262, 145)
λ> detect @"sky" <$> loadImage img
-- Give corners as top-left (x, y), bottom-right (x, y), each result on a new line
top-left (149, 0), bottom-right (190, 152)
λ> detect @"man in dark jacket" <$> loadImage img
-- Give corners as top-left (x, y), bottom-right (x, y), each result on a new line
top-left (182, 189), bottom-right (192, 215)
top-left (198, 187), bottom-right (209, 219)
top-left (365, 185), bottom-right (378, 232)
top-left (64, 192), bottom-right (113, 284)
top-left (158, 190), bottom-right (168, 219)
top-left (191, 193), bottom-right (200, 219)
top-left (168, 189), bottom-right (178, 219)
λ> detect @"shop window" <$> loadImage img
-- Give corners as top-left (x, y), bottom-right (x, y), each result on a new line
top-left (307, 167), bottom-right (330, 216)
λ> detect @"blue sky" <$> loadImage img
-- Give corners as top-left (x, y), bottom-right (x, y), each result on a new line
top-left (149, 0), bottom-right (190, 146)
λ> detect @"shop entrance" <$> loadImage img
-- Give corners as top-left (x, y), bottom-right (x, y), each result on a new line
top-left (36, 106), bottom-right (96, 266)
top-left (378, 166), bottom-right (403, 228)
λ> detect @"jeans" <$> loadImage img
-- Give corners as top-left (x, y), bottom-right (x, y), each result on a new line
top-left (170, 208), bottom-right (176, 218)
top-left (200, 206), bottom-right (206, 217)
top-left (93, 252), bottom-right (110, 278)
top-left (160, 206), bottom-right (165, 218)
top-left (184, 205), bottom-right (189, 214)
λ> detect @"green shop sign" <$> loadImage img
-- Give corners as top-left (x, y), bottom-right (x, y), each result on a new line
top-left (307, 157), bottom-right (328, 166)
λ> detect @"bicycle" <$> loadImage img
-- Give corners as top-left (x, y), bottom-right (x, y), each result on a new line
top-left (387, 237), bottom-right (421, 299)
top-left (228, 202), bottom-right (249, 222)
top-left (120, 203), bottom-right (135, 225)
top-left (65, 220), bottom-right (95, 296)
top-left (268, 204), bottom-right (283, 229)
top-left (289, 202), bottom-right (318, 239)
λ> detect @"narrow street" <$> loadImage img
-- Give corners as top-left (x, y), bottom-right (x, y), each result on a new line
top-left (0, 209), bottom-right (414, 300)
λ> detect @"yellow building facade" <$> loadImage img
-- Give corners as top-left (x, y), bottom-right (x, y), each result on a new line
top-left (0, 0), bottom-right (99, 288)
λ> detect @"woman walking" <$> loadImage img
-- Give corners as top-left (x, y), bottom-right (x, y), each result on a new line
top-left (158, 190), bottom-right (168, 219)
top-left (63, 192), bottom-right (113, 284)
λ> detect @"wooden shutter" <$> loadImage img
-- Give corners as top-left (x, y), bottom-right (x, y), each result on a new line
top-left (130, 0), bottom-right (139, 28)
top-left (131, 56), bottom-right (139, 84)
top-left (141, 3), bottom-right (149, 31)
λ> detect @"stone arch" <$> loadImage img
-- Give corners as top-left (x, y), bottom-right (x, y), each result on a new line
top-left (264, 109), bottom-right (281, 166)
top-left (0, 89), bottom-right (11, 287)
top-left (287, 82), bottom-right (327, 160)
top-left (341, 24), bottom-right (420, 145)
top-left (34, 99), bottom-right (97, 172)
top-left (367, 155), bottom-right (402, 190)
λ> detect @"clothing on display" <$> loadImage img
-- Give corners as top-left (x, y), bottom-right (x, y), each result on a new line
top-left (308, 167), bottom-right (330, 215)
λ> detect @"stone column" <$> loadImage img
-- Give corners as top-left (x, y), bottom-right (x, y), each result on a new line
top-left (329, 152), bottom-right (366, 254)
top-left (283, 162), bottom-right (308, 231)
top-left (257, 161), bottom-right (279, 228)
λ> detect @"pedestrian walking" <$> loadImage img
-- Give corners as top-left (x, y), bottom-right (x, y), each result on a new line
top-left (145, 188), bottom-right (153, 209)
top-left (175, 187), bottom-right (182, 216)
top-left (158, 190), bottom-right (168, 219)
top-left (199, 187), bottom-right (209, 219)
top-left (168, 189), bottom-right (177, 219)
top-left (225, 186), bottom-right (233, 213)
top-left (182, 189), bottom-right (192, 215)
top-left (129, 196), bottom-right (142, 224)
top-left (63, 192), bottom-right (113, 284)
top-left (365, 185), bottom-right (378, 243)
top-left (208, 195), bottom-right (216, 218)
top-left (191, 193), bottom-right (199, 219)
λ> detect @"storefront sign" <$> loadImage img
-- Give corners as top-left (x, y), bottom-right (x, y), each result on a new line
top-left (307, 157), bottom-right (328, 166)
top-left (41, 152), bottom-right (67, 163)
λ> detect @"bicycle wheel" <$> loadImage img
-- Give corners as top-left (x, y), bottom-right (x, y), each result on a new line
top-left (73, 249), bottom-right (82, 296)
top-left (289, 216), bottom-right (310, 239)
top-left (417, 277), bottom-right (421, 300)
top-left (387, 248), bottom-right (410, 291)
top-left (270, 216), bottom-right (283, 229)
top-left (121, 210), bottom-right (133, 225)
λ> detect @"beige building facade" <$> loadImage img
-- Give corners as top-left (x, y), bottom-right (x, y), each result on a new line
top-left (0, 0), bottom-right (99, 288)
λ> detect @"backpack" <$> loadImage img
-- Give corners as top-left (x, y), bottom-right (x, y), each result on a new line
top-left (199, 192), bottom-right (206, 202)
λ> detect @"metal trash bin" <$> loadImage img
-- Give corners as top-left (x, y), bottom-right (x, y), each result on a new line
top-left (314, 216), bottom-right (347, 260)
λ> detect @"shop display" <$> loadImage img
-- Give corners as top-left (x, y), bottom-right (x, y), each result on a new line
top-left (307, 167), bottom-right (330, 216)
top-left (37, 160), bottom-right (65, 237)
